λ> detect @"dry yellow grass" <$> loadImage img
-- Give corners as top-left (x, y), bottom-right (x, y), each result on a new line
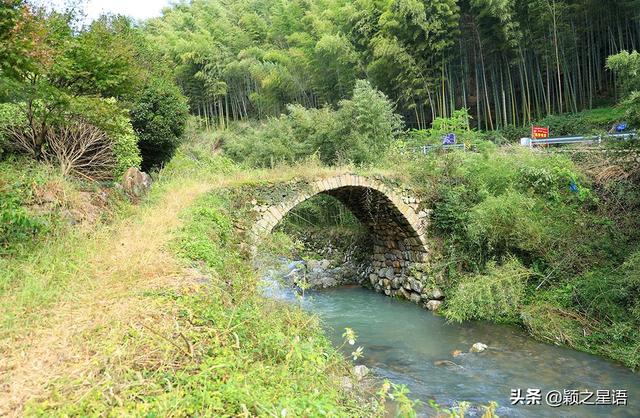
top-left (0, 179), bottom-right (211, 416)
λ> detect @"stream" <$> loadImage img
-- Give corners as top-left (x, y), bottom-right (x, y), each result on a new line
top-left (262, 263), bottom-right (639, 417)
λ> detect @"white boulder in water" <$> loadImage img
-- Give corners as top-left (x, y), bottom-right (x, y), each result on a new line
top-left (470, 342), bottom-right (488, 353)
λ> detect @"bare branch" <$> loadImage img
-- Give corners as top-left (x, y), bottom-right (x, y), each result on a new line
top-left (44, 122), bottom-right (117, 181)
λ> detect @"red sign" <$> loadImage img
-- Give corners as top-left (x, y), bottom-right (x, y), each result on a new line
top-left (532, 126), bottom-right (549, 139)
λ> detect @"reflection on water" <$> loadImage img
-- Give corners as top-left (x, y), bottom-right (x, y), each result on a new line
top-left (263, 277), bottom-right (639, 417)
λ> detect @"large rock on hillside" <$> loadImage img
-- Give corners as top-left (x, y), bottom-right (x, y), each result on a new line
top-left (122, 167), bottom-right (152, 201)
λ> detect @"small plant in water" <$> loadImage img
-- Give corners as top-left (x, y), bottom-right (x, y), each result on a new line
top-left (342, 327), bottom-right (357, 345)
top-left (481, 401), bottom-right (499, 418)
top-left (351, 345), bottom-right (364, 361)
top-left (340, 327), bottom-right (364, 361)
top-left (376, 380), bottom-right (420, 417)
top-left (295, 273), bottom-right (310, 299)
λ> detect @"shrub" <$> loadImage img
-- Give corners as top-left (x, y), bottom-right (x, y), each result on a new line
top-left (0, 186), bottom-right (44, 256)
top-left (467, 190), bottom-right (546, 258)
top-left (431, 185), bottom-right (473, 237)
top-left (572, 251), bottom-right (640, 325)
top-left (0, 102), bottom-right (26, 158)
top-left (0, 158), bottom-right (54, 256)
top-left (492, 125), bottom-right (528, 144)
top-left (68, 97), bottom-right (141, 177)
top-left (403, 109), bottom-right (483, 147)
top-left (130, 78), bottom-right (189, 171)
top-left (287, 104), bottom-right (339, 163)
top-left (572, 269), bottom-right (634, 322)
top-left (330, 80), bottom-right (403, 164)
top-left (619, 91), bottom-right (640, 127)
top-left (161, 122), bottom-right (238, 179)
top-left (518, 164), bottom-right (593, 203)
top-left (43, 122), bottom-right (116, 180)
top-left (1, 96), bottom-right (140, 179)
top-left (445, 258), bottom-right (531, 323)
top-left (591, 321), bottom-right (640, 371)
top-left (522, 252), bottom-right (640, 370)
top-left (609, 48), bottom-right (640, 127)
top-left (223, 80), bottom-right (403, 167)
top-left (222, 117), bottom-right (307, 167)
top-left (521, 302), bottom-right (587, 346)
top-left (606, 50), bottom-right (640, 98)
top-left (109, 113), bottom-right (141, 177)
top-left (403, 140), bottom-right (640, 368)
top-left (623, 250), bottom-right (640, 287)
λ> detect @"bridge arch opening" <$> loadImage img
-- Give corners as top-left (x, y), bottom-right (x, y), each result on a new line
top-left (252, 174), bottom-right (429, 281)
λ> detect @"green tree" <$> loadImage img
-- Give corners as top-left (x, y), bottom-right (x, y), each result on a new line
top-left (606, 50), bottom-right (640, 180)
top-left (0, 0), bottom-right (48, 80)
top-left (607, 50), bottom-right (640, 99)
top-left (331, 79), bottom-right (403, 164)
top-left (607, 50), bottom-right (640, 127)
top-left (0, 9), bottom-right (144, 161)
top-left (138, 0), bottom-right (640, 129)
top-left (130, 78), bottom-right (189, 170)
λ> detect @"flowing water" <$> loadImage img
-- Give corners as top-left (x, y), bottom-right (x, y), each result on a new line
top-left (262, 268), bottom-right (640, 417)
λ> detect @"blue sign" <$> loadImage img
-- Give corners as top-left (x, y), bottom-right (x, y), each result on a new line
top-left (615, 123), bottom-right (628, 133)
top-left (569, 181), bottom-right (578, 193)
top-left (442, 133), bottom-right (456, 145)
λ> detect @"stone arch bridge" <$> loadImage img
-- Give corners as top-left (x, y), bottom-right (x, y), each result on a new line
top-left (251, 173), bottom-right (436, 302)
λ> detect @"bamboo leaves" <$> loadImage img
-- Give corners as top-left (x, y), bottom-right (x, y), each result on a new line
top-left (144, 0), bottom-right (640, 129)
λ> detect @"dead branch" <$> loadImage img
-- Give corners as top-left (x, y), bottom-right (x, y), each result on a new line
top-left (44, 122), bottom-right (116, 181)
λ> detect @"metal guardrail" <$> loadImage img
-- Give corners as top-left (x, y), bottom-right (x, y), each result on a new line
top-left (413, 131), bottom-right (637, 154)
top-left (520, 132), bottom-right (637, 147)
top-left (417, 143), bottom-right (467, 154)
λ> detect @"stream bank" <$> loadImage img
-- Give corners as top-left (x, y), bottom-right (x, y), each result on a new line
top-left (261, 256), bottom-right (640, 418)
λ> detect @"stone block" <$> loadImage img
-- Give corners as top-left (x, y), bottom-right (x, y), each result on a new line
top-left (384, 267), bottom-right (394, 280)
top-left (431, 287), bottom-right (444, 300)
top-left (410, 279), bottom-right (423, 293)
top-left (391, 277), bottom-right (401, 289)
top-left (425, 300), bottom-right (443, 311)
top-left (267, 205), bottom-right (281, 220)
top-left (369, 274), bottom-right (378, 285)
top-left (409, 292), bottom-right (422, 304)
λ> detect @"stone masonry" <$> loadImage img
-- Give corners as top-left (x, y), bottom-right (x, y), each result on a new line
top-left (251, 174), bottom-right (443, 307)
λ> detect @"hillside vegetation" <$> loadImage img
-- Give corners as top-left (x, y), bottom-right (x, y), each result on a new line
top-left (0, 134), bottom-right (395, 415)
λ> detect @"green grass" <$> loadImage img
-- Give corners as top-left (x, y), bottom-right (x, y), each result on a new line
top-left (0, 157), bottom-right (115, 334)
top-left (387, 144), bottom-right (640, 370)
top-left (25, 188), bottom-right (376, 416)
top-left (0, 134), bottom-right (386, 415)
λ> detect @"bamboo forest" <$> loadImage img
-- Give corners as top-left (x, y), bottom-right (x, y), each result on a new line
top-left (145, 0), bottom-right (640, 129)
